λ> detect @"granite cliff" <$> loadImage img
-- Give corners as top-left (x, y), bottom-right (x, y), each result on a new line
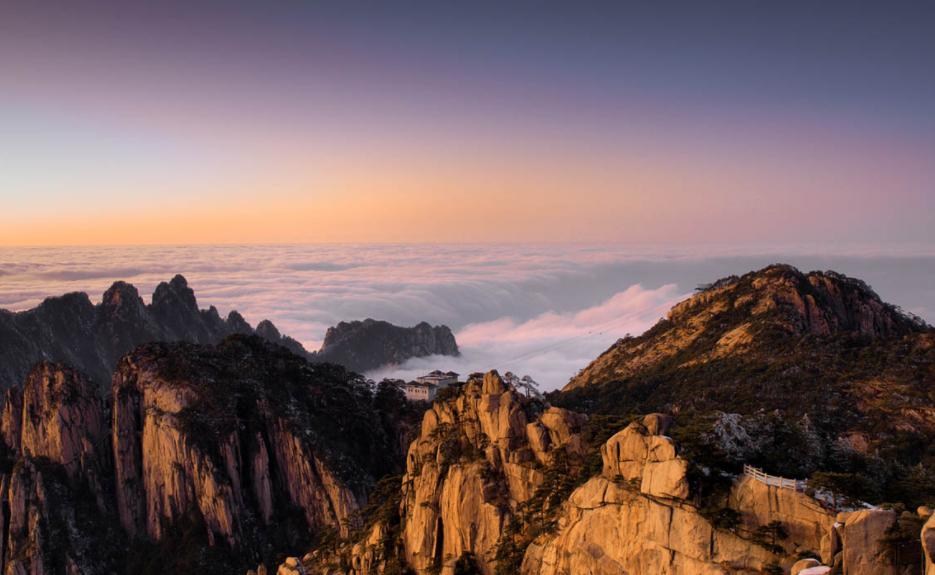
top-left (293, 371), bottom-right (924, 575)
top-left (0, 335), bottom-right (423, 574)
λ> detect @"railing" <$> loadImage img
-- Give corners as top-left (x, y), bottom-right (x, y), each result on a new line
top-left (743, 464), bottom-right (807, 492)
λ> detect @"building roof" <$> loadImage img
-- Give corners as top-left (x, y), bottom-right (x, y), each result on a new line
top-left (421, 370), bottom-right (458, 378)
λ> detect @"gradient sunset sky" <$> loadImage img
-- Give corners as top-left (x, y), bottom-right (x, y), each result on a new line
top-left (2, 1), bottom-right (933, 246)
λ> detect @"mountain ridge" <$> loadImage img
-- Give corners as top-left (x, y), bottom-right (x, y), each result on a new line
top-left (0, 275), bottom-right (460, 392)
top-left (1, 264), bottom-right (933, 575)
top-left (564, 264), bottom-right (928, 392)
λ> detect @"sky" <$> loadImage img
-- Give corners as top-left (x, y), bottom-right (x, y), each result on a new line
top-left (1, 1), bottom-right (933, 246)
top-left (2, 244), bottom-right (934, 390)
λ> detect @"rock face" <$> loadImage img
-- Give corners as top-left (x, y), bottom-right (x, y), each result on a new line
top-left (305, 385), bottom-right (909, 575)
top-left (111, 336), bottom-right (404, 550)
top-left (923, 512), bottom-right (935, 574)
top-left (0, 362), bottom-right (122, 574)
top-left (728, 476), bottom-right (834, 559)
top-left (398, 371), bottom-right (584, 575)
top-left (0, 275), bottom-right (307, 393)
top-left (17, 363), bottom-right (108, 493)
top-left (600, 418), bottom-right (689, 499)
top-left (522, 414), bottom-right (776, 575)
top-left (837, 509), bottom-right (898, 575)
top-left (0, 336), bottom-right (415, 574)
top-left (315, 319), bottom-right (460, 373)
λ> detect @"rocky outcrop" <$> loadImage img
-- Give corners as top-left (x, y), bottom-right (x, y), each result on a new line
top-left (0, 275), bottom-right (307, 393)
top-left (0, 336), bottom-right (416, 574)
top-left (314, 319), bottom-right (459, 373)
top-left (520, 421), bottom-right (912, 575)
top-left (111, 336), bottom-right (398, 549)
top-left (728, 476), bottom-right (834, 559)
top-left (600, 418), bottom-right (689, 499)
top-left (837, 509), bottom-right (898, 575)
top-left (522, 476), bottom-right (775, 575)
top-left (307, 395), bottom-right (912, 575)
top-left (398, 371), bottom-right (584, 575)
top-left (522, 414), bottom-right (778, 575)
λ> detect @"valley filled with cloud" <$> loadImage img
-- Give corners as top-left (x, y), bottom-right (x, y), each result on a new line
top-left (2, 244), bottom-right (933, 390)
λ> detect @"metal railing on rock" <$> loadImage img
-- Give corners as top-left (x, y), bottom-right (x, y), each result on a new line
top-left (743, 464), bottom-right (807, 492)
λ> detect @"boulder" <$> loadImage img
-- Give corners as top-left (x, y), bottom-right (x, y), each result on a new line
top-left (277, 557), bottom-right (306, 575)
top-left (600, 420), bottom-right (689, 499)
top-left (840, 509), bottom-right (898, 575)
top-left (640, 458), bottom-right (690, 499)
top-left (728, 475), bottom-right (834, 557)
top-left (521, 476), bottom-right (775, 574)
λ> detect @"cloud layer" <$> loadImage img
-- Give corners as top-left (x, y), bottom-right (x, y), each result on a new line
top-left (369, 283), bottom-right (682, 390)
top-left (1, 244), bottom-right (933, 391)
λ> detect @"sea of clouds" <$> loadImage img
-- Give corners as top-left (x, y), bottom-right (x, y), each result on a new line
top-left (1, 244), bottom-right (933, 390)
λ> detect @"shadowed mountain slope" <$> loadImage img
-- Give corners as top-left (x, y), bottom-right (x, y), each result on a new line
top-left (0, 276), bottom-right (459, 392)
top-left (0, 335), bottom-right (424, 574)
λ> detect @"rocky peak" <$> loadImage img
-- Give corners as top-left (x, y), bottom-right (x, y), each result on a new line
top-left (227, 310), bottom-right (253, 334)
top-left (255, 319), bottom-right (282, 341)
top-left (2, 362), bottom-right (107, 484)
top-left (151, 274), bottom-right (198, 312)
top-left (36, 290), bottom-right (97, 317)
top-left (100, 281), bottom-right (145, 316)
top-left (317, 318), bottom-right (460, 373)
top-left (565, 264), bottom-right (929, 391)
top-left (397, 370), bottom-right (585, 574)
top-left (671, 264), bottom-right (922, 338)
top-left (149, 274), bottom-right (213, 343)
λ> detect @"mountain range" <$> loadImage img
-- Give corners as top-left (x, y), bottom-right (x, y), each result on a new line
top-left (0, 264), bottom-right (932, 575)
top-left (0, 274), bottom-right (459, 392)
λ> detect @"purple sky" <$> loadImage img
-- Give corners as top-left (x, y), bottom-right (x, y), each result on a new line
top-left (1, 1), bottom-right (933, 245)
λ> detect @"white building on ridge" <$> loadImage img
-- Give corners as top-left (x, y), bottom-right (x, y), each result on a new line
top-left (400, 370), bottom-right (460, 401)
